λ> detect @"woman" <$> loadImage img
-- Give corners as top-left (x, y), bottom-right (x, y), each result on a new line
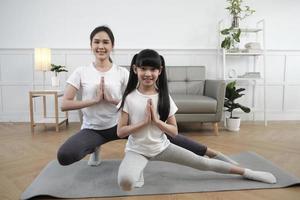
top-left (57, 26), bottom-right (237, 166)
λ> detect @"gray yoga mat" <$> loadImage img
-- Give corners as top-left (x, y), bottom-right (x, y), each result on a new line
top-left (21, 152), bottom-right (300, 199)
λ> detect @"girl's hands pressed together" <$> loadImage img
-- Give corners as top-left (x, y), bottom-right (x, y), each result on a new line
top-left (149, 99), bottom-right (160, 125)
top-left (117, 99), bottom-right (153, 138)
top-left (145, 99), bottom-right (152, 124)
top-left (148, 98), bottom-right (178, 137)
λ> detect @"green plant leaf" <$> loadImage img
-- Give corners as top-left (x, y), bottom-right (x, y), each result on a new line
top-left (224, 81), bottom-right (251, 117)
top-left (232, 29), bottom-right (241, 42)
top-left (236, 103), bottom-right (251, 113)
top-left (221, 37), bottom-right (232, 49)
top-left (227, 81), bottom-right (236, 89)
top-left (236, 88), bottom-right (245, 93)
top-left (221, 28), bottom-right (232, 35)
top-left (51, 64), bottom-right (68, 73)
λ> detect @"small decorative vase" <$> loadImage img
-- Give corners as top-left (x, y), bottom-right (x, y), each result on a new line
top-left (231, 16), bottom-right (239, 28)
top-left (51, 76), bottom-right (60, 87)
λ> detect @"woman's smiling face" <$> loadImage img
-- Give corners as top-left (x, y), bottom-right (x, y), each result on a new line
top-left (91, 31), bottom-right (113, 61)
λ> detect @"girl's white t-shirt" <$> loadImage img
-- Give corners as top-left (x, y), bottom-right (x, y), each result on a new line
top-left (67, 63), bottom-right (129, 130)
top-left (122, 89), bottom-right (178, 157)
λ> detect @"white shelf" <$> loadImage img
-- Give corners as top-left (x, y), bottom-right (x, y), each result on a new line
top-left (227, 77), bottom-right (263, 81)
top-left (225, 52), bottom-right (263, 56)
top-left (219, 19), bottom-right (267, 126)
top-left (235, 28), bottom-right (263, 33)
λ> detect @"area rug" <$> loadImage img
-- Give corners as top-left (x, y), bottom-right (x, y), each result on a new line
top-left (21, 151), bottom-right (300, 199)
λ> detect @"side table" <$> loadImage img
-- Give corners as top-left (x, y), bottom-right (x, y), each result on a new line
top-left (29, 90), bottom-right (68, 133)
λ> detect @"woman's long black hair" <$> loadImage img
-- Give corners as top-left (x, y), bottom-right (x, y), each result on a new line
top-left (119, 49), bottom-right (170, 122)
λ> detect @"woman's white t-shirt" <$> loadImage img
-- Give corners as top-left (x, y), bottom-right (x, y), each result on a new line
top-left (122, 89), bottom-right (178, 157)
top-left (67, 63), bottom-right (129, 130)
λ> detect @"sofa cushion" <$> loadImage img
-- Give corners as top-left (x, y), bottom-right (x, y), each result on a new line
top-left (168, 81), bottom-right (204, 95)
top-left (167, 66), bottom-right (205, 95)
top-left (172, 94), bottom-right (217, 114)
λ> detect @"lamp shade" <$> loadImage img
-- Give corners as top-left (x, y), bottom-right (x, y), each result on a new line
top-left (34, 48), bottom-right (51, 71)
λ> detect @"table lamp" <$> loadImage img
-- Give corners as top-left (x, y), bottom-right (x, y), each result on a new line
top-left (34, 48), bottom-right (51, 89)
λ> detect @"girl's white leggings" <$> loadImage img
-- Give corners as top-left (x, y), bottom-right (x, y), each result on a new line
top-left (118, 143), bottom-right (233, 191)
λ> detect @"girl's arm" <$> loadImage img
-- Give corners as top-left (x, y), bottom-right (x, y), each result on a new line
top-left (152, 115), bottom-right (178, 138)
top-left (117, 101), bottom-right (152, 138)
top-left (61, 83), bottom-right (102, 111)
top-left (150, 100), bottom-right (178, 137)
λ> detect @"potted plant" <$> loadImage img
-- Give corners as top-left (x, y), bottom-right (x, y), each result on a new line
top-left (224, 81), bottom-right (251, 131)
top-left (220, 0), bottom-right (255, 50)
top-left (226, 0), bottom-right (255, 28)
top-left (50, 64), bottom-right (68, 87)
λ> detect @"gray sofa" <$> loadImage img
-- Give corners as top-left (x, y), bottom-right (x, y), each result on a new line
top-left (167, 66), bottom-right (226, 135)
top-left (77, 66), bottom-right (225, 135)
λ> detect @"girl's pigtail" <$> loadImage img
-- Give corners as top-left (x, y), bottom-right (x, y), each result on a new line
top-left (158, 55), bottom-right (170, 121)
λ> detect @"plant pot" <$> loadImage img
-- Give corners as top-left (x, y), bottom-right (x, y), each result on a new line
top-left (51, 76), bottom-right (60, 87)
top-left (226, 117), bottom-right (240, 131)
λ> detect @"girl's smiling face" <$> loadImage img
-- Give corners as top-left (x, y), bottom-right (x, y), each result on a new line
top-left (134, 65), bottom-right (161, 88)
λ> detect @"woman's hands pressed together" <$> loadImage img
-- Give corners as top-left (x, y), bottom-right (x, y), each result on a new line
top-left (95, 77), bottom-right (104, 103)
top-left (95, 77), bottom-right (119, 105)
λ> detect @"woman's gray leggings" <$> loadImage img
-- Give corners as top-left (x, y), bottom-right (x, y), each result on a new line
top-left (57, 127), bottom-right (207, 166)
top-left (118, 143), bottom-right (232, 191)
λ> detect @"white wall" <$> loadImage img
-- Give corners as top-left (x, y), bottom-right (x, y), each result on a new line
top-left (0, 0), bottom-right (300, 122)
top-left (1, 0), bottom-right (299, 49)
top-left (1, 48), bottom-right (300, 122)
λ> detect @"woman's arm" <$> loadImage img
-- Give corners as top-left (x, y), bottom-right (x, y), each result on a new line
top-left (61, 84), bottom-right (101, 111)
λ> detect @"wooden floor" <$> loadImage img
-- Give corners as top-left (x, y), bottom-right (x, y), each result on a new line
top-left (1, 121), bottom-right (300, 200)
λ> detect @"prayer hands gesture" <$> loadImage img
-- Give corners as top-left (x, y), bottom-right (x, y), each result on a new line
top-left (145, 99), bottom-right (160, 125)
top-left (95, 77), bottom-right (118, 105)
top-left (95, 77), bottom-right (104, 102)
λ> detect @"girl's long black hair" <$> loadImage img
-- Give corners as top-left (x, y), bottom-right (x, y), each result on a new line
top-left (119, 49), bottom-right (170, 122)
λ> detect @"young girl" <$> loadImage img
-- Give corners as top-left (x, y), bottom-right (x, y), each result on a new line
top-left (117, 49), bottom-right (276, 191)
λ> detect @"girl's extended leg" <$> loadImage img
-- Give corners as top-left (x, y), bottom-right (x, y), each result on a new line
top-left (167, 134), bottom-right (238, 164)
top-left (206, 148), bottom-right (238, 165)
top-left (152, 144), bottom-right (276, 184)
top-left (57, 126), bottom-right (118, 166)
top-left (118, 151), bottom-right (148, 191)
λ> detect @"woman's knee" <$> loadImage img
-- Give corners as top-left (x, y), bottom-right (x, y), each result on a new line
top-left (57, 147), bottom-right (74, 166)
